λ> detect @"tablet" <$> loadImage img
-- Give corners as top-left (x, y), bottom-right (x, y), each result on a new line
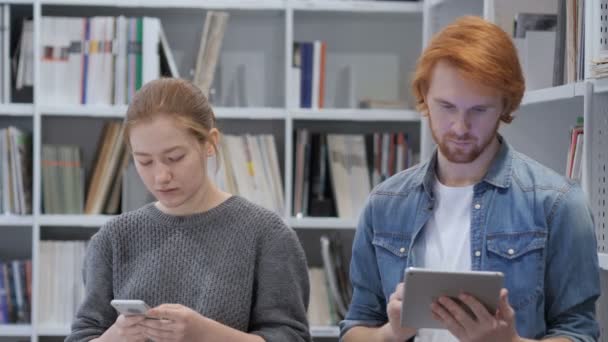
top-left (400, 267), bottom-right (504, 329)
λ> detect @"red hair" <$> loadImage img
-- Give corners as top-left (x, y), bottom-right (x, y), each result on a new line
top-left (412, 16), bottom-right (525, 123)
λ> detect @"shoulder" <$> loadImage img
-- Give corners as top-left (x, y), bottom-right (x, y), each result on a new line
top-left (89, 204), bottom-right (152, 249)
top-left (228, 196), bottom-right (290, 234)
top-left (509, 150), bottom-right (590, 220)
top-left (367, 162), bottom-right (427, 214)
top-left (510, 150), bottom-right (574, 194)
top-left (373, 162), bottom-right (426, 196)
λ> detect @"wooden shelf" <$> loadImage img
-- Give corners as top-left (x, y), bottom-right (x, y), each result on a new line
top-left (40, 0), bottom-right (285, 9)
top-left (520, 83), bottom-right (582, 106)
top-left (38, 214), bottom-right (116, 227)
top-left (0, 103), bottom-right (34, 116)
top-left (0, 324), bottom-right (32, 336)
top-left (290, 108), bottom-right (420, 122)
top-left (291, 0), bottom-right (423, 13)
top-left (288, 217), bottom-right (357, 229)
top-left (40, 104), bottom-right (128, 118)
top-left (599, 252), bottom-right (608, 271)
top-left (37, 325), bottom-right (71, 336)
top-left (39, 105), bottom-right (287, 120)
top-left (310, 325), bottom-right (340, 338)
top-left (214, 107), bottom-right (286, 120)
top-left (0, 215), bottom-right (34, 226)
top-left (3, 0), bottom-right (34, 4)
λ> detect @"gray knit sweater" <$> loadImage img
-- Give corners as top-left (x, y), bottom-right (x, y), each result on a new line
top-left (66, 196), bottom-right (311, 342)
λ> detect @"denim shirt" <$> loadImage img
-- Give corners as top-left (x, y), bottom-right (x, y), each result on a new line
top-left (340, 138), bottom-right (600, 341)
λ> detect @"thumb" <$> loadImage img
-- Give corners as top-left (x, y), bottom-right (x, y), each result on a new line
top-left (497, 289), bottom-right (515, 323)
top-left (147, 306), bottom-right (172, 319)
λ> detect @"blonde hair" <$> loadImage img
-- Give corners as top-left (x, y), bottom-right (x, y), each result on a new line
top-left (124, 78), bottom-right (219, 158)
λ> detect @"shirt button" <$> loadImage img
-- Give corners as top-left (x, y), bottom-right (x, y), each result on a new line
top-left (474, 203), bottom-right (481, 209)
top-left (399, 247), bottom-right (406, 253)
top-left (475, 251), bottom-right (481, 257)
top-left (508, 248), bottom-right (515, 255)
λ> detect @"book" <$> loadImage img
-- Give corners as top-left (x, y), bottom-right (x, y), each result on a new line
top-left (513, 13), bottom-right (557, 38)
top-left (193, 11), bottom-right (229, 97)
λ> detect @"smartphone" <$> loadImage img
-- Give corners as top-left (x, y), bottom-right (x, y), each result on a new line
top-left (110, 299), bottom-right (159, 320)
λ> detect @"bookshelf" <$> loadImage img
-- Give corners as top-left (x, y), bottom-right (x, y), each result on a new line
top-left (309, 326), bottom-right (340, 338)
top-left (39, 0), bottom-right (286, 10)
top-left (39, 105), bottom-right (128, 118)
top-left (0, 0), bottom-right (606, 341)
top-left (35, 326), bottom-right (69, 337)
top-left (0, 215), bottom-right (34, 226)
top-left (0, 1), bottom-right (422, 341)
top-left (0, 324), bottom-right (32, 336)
top-left (432, 1), bottom-right (608, 342)
top-left (289, 0), bottom-right (423, 13)
top-left (290, 109), bottom-right (420, 122)
top-left (0, 104), bottom-right (33, 116)
top-left (289, 217), bottom-right (358, 230)
top-left (600, 253), bottom-right (608, 271)
top-left (520, 82), bottom-right (585, 106)
top-left (37, 215), bottom-right (113, 227)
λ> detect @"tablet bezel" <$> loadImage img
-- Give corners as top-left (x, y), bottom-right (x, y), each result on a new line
top-left (400, 267), bottom-right (505, 329)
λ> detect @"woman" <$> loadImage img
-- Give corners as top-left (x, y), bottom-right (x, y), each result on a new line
top-left (66, 78), bottom-right (311, 342)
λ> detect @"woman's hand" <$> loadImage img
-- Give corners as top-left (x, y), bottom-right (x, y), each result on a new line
top-left (97, 314), bottom-right (147, 342)
top-left (139, 304), bottom-right (207, 342)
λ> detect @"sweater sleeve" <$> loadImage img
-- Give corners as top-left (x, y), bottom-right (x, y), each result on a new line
top-left (65, 227), bottom-right (118, 342)
top-left (248, 219), bottom-right (312, 342)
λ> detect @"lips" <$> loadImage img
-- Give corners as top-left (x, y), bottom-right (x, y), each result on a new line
top-left (450, 140), bottom-right (474, 147)
top-left (157, 188), bottom-right (177, 193)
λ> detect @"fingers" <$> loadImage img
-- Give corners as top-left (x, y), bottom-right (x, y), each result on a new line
top-left (117, 314), bottom-right (147, 327)
top-left (497, 289), bottom-right (515, 324)
top-left (390, 283), bottom-right (404, 301)
top-left (439, 296), bottom-right (478, 331)
top-left (114, 315), bottom-right (147, 340)
top-left (141, 322), bottom-right (179, 342)
top-left (138, 318), bottom-right (174, 333)
top-left (147, 305), bottom-right (182, 320)
top-left (459, 293), bottom-right (493, 324)
top-left (431, 299), bottom-right (465, 339)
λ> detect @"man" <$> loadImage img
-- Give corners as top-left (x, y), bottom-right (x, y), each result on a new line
top-left (340, 16), bottom-right (600, 342)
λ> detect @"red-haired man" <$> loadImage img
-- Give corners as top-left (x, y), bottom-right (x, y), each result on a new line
top-left (341, 16), bottom-right (600, 342)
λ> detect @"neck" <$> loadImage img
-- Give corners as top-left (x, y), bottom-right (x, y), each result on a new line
top-left (156, 178), bottom-right (232, 216)
top-left (436, 136), bottom-right (500, 187)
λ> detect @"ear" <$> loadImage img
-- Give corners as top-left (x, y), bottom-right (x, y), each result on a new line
top-left (206, 128), bottom-right (220, 156)
top-left (419, 93), bottom-right (429, 117)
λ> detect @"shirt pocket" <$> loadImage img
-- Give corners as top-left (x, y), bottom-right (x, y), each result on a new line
top-left (486, 230), bottom-right (547, 310)
top-left (372, 232), bottom-right (411, 286)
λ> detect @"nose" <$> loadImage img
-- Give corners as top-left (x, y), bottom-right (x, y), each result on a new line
top-left (451, 111), bottom-right (470, 137)
top-left (154, 164), bottom-right (172, 184)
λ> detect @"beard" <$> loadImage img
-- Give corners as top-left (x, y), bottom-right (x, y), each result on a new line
top-left (429, 118), bottom-right (500, 164)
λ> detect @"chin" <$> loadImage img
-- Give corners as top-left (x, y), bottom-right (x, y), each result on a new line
top-left (156, 196), bottom-right (186, 209)
top-left (440, 147), bottom-right (481, 163)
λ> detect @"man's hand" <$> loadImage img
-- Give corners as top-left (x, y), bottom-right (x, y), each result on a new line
top-left (385, 282), bottom-right (418, 341)
top-left (431, 288), bottom-right (520, 342)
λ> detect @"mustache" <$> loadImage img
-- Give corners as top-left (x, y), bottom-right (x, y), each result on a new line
top-left (445, 133), bottom-right (476, 141)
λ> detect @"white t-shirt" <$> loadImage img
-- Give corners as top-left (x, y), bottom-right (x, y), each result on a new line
top-left (413, 178), bottom-right (474, 342)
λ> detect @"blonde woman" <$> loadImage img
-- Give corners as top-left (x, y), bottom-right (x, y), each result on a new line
top-left (67, 78), bottom-right (311, 342)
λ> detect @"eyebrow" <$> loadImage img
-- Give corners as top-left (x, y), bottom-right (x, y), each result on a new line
top-left (133, 146), bottom-right (184, 156)
top-left (433, 97), bottom-right (497, 108)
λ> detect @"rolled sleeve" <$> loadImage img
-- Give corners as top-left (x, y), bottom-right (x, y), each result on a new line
top-left (544, 184), bottom-right (600, 340)
top-left (339, 198), bottom-right (389, 339)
